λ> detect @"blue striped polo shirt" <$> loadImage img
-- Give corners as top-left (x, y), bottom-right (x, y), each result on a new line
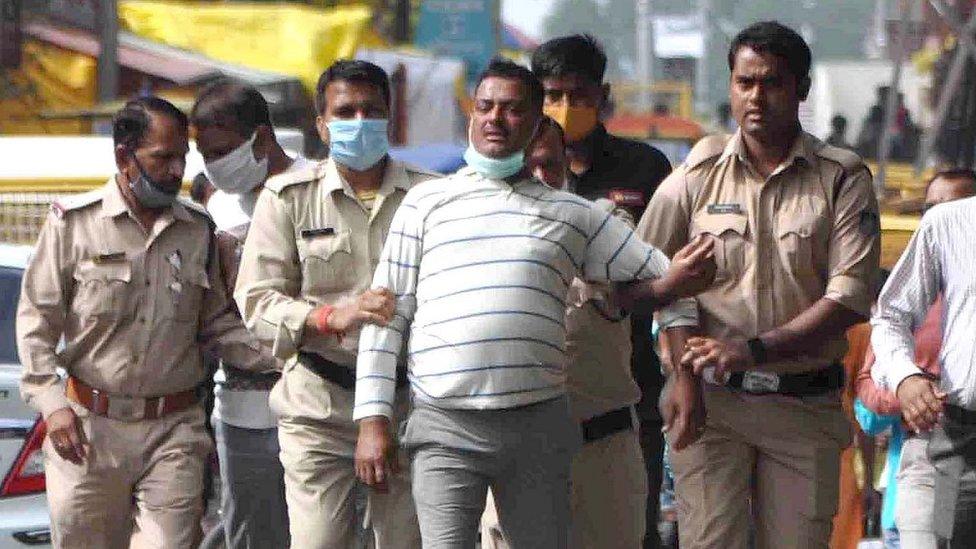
top-left (353, 167), bottom-right (698, 420)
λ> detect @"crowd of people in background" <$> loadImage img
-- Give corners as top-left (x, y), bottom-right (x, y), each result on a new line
top-left (13, 17), bottom-right (976, 549)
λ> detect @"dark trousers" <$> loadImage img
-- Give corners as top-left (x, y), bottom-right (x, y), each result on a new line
top-left (928, 406), bottom-right (976, 548)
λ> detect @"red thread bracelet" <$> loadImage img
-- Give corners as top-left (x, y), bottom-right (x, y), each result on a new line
top-left (313, 305), bottom-right (345, 341)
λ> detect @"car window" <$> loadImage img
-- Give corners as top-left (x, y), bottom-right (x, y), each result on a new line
top-left (0, 266), bottom-right (23, 364)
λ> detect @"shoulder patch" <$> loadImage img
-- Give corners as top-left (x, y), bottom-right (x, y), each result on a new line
top-left (51, 189), bottom-right (103, 218)
top-left (816, 143), bottom-right (867, 174)
top-left (684, 134), bottom-right (731, 170)
top-left (265, 162), bottom-right (322, 194)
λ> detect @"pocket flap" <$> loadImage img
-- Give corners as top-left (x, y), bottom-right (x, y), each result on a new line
top-left (296, 230), bottom-right (353, 262)
top-left (693, 214), bottom-right (748, 238)
top-left (777, 213), bottom-right (820, 238)
top-left (183, 264), bottom-right (211, 290)
top-left (73, 260), bottom-right (132, 283)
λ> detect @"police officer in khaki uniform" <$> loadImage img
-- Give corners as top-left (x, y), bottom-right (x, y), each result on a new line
top-left (637, 22), bottom-right (880, 548)
top-left (17, 97), bottom-right (276, 549)
top-left (235, 60), bottom-right (435, 549)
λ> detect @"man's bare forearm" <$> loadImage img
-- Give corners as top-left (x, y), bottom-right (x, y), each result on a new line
top-left (615, 279), bottom-right (674, 314)
top-left (757, 297), bottom-right (865, 363)
top-left (660, 325), bottom-right (695, 377)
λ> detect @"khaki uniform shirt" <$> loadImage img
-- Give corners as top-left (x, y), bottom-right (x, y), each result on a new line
top-left (235, 158), bottom-right (438, 367)
top-left (637, 131), bottom-right (880, 374)
top-left (17, 178), bottom-right (273, 419)
top-left (564, 278), bottom-right (641, 422)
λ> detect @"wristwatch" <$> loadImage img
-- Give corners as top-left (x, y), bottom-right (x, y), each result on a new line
top-left (746, 337), bottom-right (768, 365)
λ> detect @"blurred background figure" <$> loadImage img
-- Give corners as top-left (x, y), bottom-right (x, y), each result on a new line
top-left (827, 114), bottom-right (850, 149)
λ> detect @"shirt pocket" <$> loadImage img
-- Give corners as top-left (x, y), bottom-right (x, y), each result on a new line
top-left (170, 264), bottom-right (211, 323)
top-left (691, 214), bottom-right (748, 281)
top-left (777, 212), bottom-right (823, 275)
top-left (72, 260), bottom-right (132, 318)
top-left (296, 230), bottom-right (358, 294)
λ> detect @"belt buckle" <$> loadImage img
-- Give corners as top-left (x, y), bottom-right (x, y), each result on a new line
top-left (107, 394), bottom-right (144, 420)
top-left (741, 371), bottom-right (780, 394)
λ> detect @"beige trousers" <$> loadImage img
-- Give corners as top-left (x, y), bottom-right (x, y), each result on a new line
top-left (670, 387), bottom-right (850, 549)
top-left (271, 361), bottom-right (420, 549)
top-left (44, 402), bottom-right (212, 549)
top-left (480, 428), bottom-right (647, 549)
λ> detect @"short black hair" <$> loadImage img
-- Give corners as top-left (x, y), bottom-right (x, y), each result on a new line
top-left (112, 96), bottom-right (188, 150)
top-left (728, 21), bottom-right (811, 82)
top-left (531, 34), bottom-right (607, 84)
top-left (475, 58), bottom-right (544, 112)
top-left (929, 168), bottom-right (976, 192)
top-left (190, 172), bottom-right (212, 204)
top-left (315, 60), bottom-right (390, 114)
top-left (191, 80), bottom-right (272, 138)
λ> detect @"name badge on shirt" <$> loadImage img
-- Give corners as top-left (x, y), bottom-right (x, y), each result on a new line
top-left (608, 188), bottom-right (646, 208)
top-left (301, 227), bottom-right (335, 239)
top-left (707, 203), bottom-right (743, 215)
top-left (92, 252), bottom-right (126, 264)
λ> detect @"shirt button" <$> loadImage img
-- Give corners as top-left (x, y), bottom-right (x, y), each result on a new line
top-left (145, 280), bottom-right (150, 286)
top-left (138, 317), bottom-right (145, 324)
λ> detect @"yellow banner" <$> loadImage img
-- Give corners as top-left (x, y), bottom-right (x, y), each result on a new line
top-left (0, 40), bottom-right (96, 135)
top-left (118, 1), bottom-right (384, 93)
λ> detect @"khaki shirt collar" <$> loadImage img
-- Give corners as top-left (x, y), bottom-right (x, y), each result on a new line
top-left (100, 175), bottom-right (192, 223)
top-left (722, 129), bottom-right (816, 178)
top-left (320, 156), bottom-right (410, 198)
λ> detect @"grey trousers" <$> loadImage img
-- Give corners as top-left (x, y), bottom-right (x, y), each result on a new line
top-left (895, 435), bottom-right (938, 549)
top-left (402, 396), bottom-right (580, 549)
top-left (214, 420), bottom-right (290, 549)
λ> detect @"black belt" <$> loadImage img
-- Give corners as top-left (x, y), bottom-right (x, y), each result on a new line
top-left (945, 405), bottom-right (976, 425)
top-left (299, 352), bottom-right (407, 391)
top-left (581, 406), bottom-right (634, 443)
top-left (727, 362), bottom-right (844, 397)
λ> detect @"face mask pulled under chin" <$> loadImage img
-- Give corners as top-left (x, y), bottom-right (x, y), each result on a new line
top-left (129, 156), bottom-right (178, 209)
top-left (464, 119), bottom-right (541, 180)
top-left (203, 132), bottom-right (269, 195)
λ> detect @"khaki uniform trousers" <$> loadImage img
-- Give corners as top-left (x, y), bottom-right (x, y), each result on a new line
top-left (270, 361), bottom-right (420, 549)
top-left (670, 387), bottom-right (850, 549)
top-left (480, 428), bottom-right (647, 549)
top-left (43, 401), bottom-right (212, 549)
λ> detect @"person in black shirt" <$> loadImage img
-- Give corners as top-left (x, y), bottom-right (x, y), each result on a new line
top-left (532, 34), bottom-right (675, 549)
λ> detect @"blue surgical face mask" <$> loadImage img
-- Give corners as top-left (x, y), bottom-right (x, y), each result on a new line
top-left (129, 154), bottom-right (178, 209)
top-left (327, 119), bottom-right (390, 171)
top-left (463, 146), bottom-right (525, 180)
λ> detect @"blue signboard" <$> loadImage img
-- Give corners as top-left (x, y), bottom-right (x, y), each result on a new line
top-left (415, 0), bottom-right (497, 83)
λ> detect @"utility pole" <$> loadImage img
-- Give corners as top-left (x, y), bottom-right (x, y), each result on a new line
top-left (635, 0), bottom-right (654, 113)
top-left (97, 0), bottom-right (119, 102)
top-left (876, 0), bottom-right (910, 197)
top-left (695, 0), bottom-right (711, 115)
top-left (394, 0), bottom-right (410, 43)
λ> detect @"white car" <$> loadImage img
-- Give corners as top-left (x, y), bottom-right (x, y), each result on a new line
top-left (0, 244), bottom-right (52, 548)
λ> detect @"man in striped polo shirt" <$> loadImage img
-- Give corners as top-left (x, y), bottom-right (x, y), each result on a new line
top-left (353, 59), bottom-right (715, 548)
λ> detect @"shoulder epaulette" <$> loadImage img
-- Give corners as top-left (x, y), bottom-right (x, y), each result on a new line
top-left (400, 161), bottom-right (443, 180)
top-left (50, 188), bottom-right (102, 219)
top-left (265, 162), bottom-right (322, 194)
top-left (177, 197), bottom-right (215, 227)
top-left (683, 134), bottom-right (732, 170)
top-left (815, 142), bottom-right (868, 175)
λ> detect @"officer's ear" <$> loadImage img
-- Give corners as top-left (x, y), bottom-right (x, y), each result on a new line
top-left (797, 75), bottom-right (811, 102)
top-left (114, 144), bottom-right (133, 175)
top-left (253, 124), bottom-right (274, 160)
top-left (315, 115), bottom-right (330, 146)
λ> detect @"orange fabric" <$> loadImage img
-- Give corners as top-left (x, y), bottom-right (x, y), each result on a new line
top-left (830, 323), bottom-right (871, 549)
top-left (830, 446), bottom-right (864, 549)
